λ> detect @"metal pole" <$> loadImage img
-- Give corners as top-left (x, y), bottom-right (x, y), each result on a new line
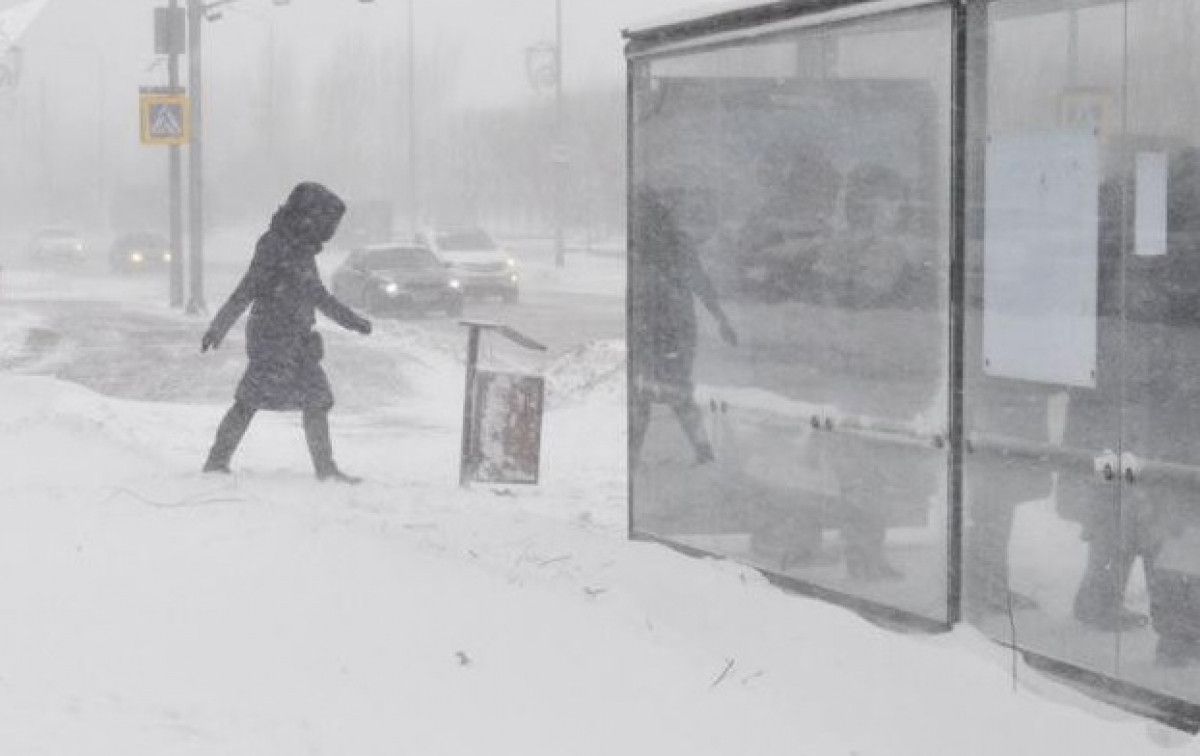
top-left (1067, 4), bottom-right (1079, 87)
top-left (458, 324), bottom-right (482, 487)
top-left (553, 0), bottom-right (564, 268)
top-left (96, 56), bottom-right (107, 242)
top-left (408, 0), bottom-right (418, 235)
top-left (168, 0), bottom-right (184, 307)
top-left (185, 0), bottom-right (206, 314)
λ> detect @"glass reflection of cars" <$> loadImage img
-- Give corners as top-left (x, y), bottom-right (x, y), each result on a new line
top-left (110, 231), bottom-right (171, 274)
top-left (415, 227), bottom-right (520, 304)
top-left (28, 227), bottom-right (86, 266)
top-left (331, 244), bottom-right (464, 318)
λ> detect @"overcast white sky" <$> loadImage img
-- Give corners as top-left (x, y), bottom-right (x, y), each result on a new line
top-left (4, 0), bottom-right (725, 107)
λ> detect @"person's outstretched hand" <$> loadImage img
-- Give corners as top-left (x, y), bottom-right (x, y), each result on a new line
top-left (201, 330), bottom-right (221, 353)
top-left (352, 316), bottom-right (373, 336)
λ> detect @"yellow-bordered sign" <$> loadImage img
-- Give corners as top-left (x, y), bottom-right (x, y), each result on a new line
top-left (139, 92), bottom-right (190, 146)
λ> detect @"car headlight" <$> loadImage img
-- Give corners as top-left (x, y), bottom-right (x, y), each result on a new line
top-left (162, 252), bottom-right (172, 262)
top-left (384, 282), bottom-right (399, 295)
top-left (448, 279), bottom-right (462, 290)
top-left (129, 252), bottom-right (144, 263)
top-left (506, 257), bottom-right (517, 269)
top-left (74, 242), bottom-right (84, 252)
top-left (509, 274), bottom-right (519, 284)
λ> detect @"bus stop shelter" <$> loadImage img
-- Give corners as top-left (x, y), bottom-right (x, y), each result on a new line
top-left (626, 0), bottom-right (1200, 728)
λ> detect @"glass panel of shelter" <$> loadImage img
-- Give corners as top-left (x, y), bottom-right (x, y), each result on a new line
top-left (629, 7), bottom-right (954, 625)
top-left (965, 0), bottom-right (1200, 707)
top-left (1114, 0), bottom-right (1200, 706)
top-left (963, 0), bottom-right (1129, 684)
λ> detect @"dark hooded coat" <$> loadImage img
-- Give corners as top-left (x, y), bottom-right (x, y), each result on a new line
top-left (206, 182), bottom-right (369, 411)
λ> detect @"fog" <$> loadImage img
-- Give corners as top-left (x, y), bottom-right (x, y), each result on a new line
top-left (0, 0), bottom-right (701, 248)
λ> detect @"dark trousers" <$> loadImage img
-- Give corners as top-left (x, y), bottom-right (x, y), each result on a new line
top-left (205, 401), bottom-right (337, 475)
top-left (1072, 510), bottom-right (1141, 624)
top-left (1147, 554), bottom-right (1200, 645)
top-left (629, 383), bottom-right (713, 465)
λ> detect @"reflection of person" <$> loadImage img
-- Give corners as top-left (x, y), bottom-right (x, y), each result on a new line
top-left (736, 148), bottom-right (842, 302)
top-left (1056, 177), bottom-right (1148, 632)
top-left (1138, 147), bottom-right (1200, 666)
top-left (839, 164), bottom-right (929, 309)
top-left (200, 182), bottom-right (373, 483)
top-left (1059, 148), bottom-right (1200, 666)
top-left (834, 164), bottom-right (922, 581)
top-left (630, 185), bottom-right (738, 465)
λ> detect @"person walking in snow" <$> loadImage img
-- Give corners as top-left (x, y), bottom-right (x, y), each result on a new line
top-left (199, 181), bottom-right (373, 484)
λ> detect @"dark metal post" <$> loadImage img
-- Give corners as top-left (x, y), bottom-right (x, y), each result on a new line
top-left (553, 0), bottom-right (565, 268)
top-left (185, 0), bottom-right (206, 314)
top-left (458, 324), bottom-right (482, 487)
top-left (950, 0), bottom-right (989, 626)
top-left (168, 0), bottom-right (184, 307)
top-left (625, 62), bottom-right (637, 542)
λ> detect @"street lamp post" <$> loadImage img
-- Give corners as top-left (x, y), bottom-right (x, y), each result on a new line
top-left (553, 0), bottom-right (564, 268)
top-left (185, 0), bottom-right (207, 315)
top-left (167, 0), bottom-right (184, 308)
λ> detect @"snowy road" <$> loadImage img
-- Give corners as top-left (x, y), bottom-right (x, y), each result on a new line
top-left (2, 242), bottom-right (1197, 754)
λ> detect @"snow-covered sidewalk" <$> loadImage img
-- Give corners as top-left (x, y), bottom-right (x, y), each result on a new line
top-left (0, 311), bottom-right (1196, 754)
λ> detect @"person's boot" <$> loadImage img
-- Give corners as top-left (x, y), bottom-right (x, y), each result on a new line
top-left (674, 400), bottom-right (715, 465)
top-left (1073, 540), bottom-right (1143, 631)
top-left (203, 402), bottom-right (255, 474)
top-left (303, 408), bottom-right (361, 485)
top-left (317, 467), bottom-right (363, 485)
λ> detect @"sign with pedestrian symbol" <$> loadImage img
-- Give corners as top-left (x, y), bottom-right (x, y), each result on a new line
top-left (139, 90), bottom-right (190, 146)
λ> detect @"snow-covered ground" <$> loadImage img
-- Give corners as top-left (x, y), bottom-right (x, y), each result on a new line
top-left (1, 253), bottom-right (1198, 754)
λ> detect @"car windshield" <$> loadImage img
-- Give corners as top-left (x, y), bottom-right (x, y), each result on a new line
top-left (436, 230), bottom-right (496, 251)
top-left (365, 247), bottom-right (439, 270)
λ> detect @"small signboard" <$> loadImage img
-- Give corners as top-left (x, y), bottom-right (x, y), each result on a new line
top-left (139, 90), bottom-right (189, 146)
top-left (154, 6), bottom-right (186, 56)
top-left (463, 370), bottom-right (545, 485)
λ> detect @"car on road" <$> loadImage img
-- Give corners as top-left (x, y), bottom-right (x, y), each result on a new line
top-left (109, 230), bottom-right (172, 273)
top-left (27, 226), bottom-right (86, 266)
top-left (415, 227), bottom-right (520, 303)
top-left (331, 243), bottom-right (464, 318)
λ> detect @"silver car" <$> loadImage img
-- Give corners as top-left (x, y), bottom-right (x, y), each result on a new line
top-left (415, 227), bottom-right (520, 304)
top-left (28, 227), bottom-right (86, 266)
top-left (331, 244), bottom-right (465, 318)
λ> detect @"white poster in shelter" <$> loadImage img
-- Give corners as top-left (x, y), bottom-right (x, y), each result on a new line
top-left (983, 133), bottom-right (1098, 387)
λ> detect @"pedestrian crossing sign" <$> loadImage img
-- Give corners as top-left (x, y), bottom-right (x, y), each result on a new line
top-left (139, 92), bottom-right (189, 146)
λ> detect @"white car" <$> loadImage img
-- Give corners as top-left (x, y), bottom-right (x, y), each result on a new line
top-left (415, 227), bottom-right (520, 304)
top-left (28, 226), bottom-right (86, 266)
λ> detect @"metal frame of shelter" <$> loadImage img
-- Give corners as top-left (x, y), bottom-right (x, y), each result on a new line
top-left (624, 0), bottom-right (1200, 731)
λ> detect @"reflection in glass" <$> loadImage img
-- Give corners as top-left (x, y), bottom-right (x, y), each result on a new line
top-left (965, 0), bottom-right (1200, 710)
top-left (630, 9), bottom-right (952, 624)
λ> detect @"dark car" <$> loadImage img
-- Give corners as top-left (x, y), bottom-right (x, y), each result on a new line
top-left (109, 231), bottom-right (172, 273)
top-left (330, 244), bottom-right (464, 317)
top-left (27, 226), bottom-right (86, 266)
